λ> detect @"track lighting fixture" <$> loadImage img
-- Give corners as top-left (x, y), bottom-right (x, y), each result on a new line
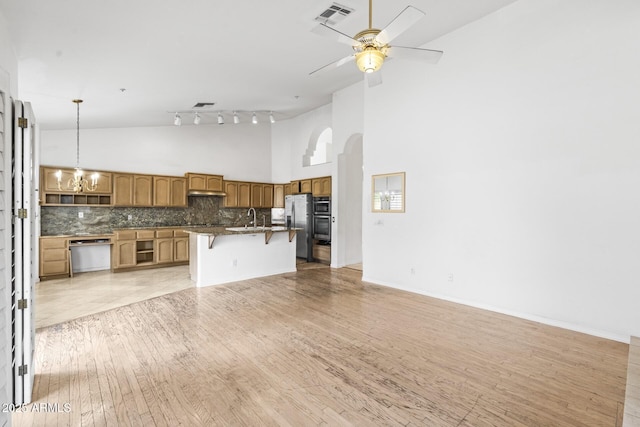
top-left (169, 110), bottom-right (277, 125)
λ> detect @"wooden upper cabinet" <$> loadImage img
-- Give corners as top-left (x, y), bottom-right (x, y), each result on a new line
top-left (262, 184), bottom-right (274, 208)
top-left (273, 184), bottom-right (285, 208)
top-left (186, 173), bottom-right (223, 192)
top-left (312, 176), bottom-right (332, 197)
top-left (153, 176), bottom-right (171, 206)
top-left (134, 175), bottom-right (153, 206)
top-left (171, 177), bottom-right (187, 207)
top-left (223, 181), bottom-right (238, 207)
top-left (290, 180), bottom-right (300, 194)
top-left (113, 173), bottom-right (134, 205)
top-left (251, 183), bottom-right (263, 207)
top-left (238, 182), bottom-right (251, 208)
top-left (42, 166), bottom-right (111, 193)
top-left (154, 176), bottom-right (186, 207)
top-left (300, 179), bottom-right (312, 194)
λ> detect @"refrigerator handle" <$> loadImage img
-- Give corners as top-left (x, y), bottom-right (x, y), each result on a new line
top-left (292, 202), bottom-right (295, 226)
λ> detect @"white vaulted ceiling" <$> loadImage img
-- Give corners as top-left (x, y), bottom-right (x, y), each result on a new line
top-left (0, 0), bottom-right (517, 129)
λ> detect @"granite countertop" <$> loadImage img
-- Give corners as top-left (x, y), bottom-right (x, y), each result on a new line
top-left (186, 226), bottom-right (297, 236)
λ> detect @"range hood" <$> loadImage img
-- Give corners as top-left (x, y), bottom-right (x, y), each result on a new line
top-left (188, 190), bottom-right (226, 196)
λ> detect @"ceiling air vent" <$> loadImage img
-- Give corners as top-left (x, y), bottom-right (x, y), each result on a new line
top-left (315, 3), bottom-right (354, 26)
top-left (192, 102), bottom-right (215, 109)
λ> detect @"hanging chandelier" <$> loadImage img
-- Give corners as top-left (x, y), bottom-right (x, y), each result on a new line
top-left (56, 99), bottom-right (99, 193)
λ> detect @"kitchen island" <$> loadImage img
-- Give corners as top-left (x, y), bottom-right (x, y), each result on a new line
top-left (185, 226), bottom-right (298, 287)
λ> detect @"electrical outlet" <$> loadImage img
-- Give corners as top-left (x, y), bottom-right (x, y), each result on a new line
top-left (448, 273), bottom-right (454, 282)
top-left (78, 212), bottom-right (84, 219)
top-left (127, 214), bottom-right (132, 221)
top-left (232, 259), bottom-right (237, 267)
top-left (410, 267), bottom-right (415, 275)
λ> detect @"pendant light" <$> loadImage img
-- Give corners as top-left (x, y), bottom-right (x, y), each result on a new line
top-left (57, 99), bottom-right (99, 192)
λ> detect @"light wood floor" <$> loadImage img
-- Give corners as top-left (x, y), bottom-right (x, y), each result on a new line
top-left (15, 266), bottom-right (632, 426)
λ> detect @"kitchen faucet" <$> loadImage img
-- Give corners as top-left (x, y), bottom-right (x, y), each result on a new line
top-left (247, 207), bottom-right (256, 228)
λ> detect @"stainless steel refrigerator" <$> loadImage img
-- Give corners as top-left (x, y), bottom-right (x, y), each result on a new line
top-left (285, 193), bottom-right (313, 261)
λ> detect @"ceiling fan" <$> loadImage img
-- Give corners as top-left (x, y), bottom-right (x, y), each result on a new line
top-left (310, 0), bottom-right (443, 86)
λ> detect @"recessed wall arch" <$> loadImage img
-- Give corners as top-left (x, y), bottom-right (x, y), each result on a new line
top-left (303, 126), bottom-right (333, 167)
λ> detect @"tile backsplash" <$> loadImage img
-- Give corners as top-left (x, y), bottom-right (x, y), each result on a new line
top-left (40, 196), bottom-right (271, 236)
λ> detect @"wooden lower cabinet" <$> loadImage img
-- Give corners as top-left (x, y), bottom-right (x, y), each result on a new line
top-left (155, 238), bottom-right (174, 264)
top-left (174, 237), bottom-right (189, 262)
top-left (113, 240), bottom-right (137, 268)
top-left (40, 237), bottom-right (70, 279)
top-left (112, 228), bottom-right (189, 271)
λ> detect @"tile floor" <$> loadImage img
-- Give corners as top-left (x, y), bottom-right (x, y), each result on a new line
top-left (35, 265), bottom-right (193, 328)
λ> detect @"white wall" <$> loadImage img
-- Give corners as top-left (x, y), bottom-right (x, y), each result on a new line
top-left (41, 123), bottom-right (272, 181)
top-left (332, 82), bottom-right (365, 267)
top-left (362, 0), bottom-right (640, 342)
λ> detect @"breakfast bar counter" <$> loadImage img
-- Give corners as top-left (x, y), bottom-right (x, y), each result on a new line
top-left (185, 226), bottom-right (298, 287)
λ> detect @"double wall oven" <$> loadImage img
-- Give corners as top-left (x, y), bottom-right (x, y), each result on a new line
top-left (313, 197), bottom-right (331, 242)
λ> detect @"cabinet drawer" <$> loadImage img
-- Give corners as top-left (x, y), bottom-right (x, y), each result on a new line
top-left (174, 230), bottom-right (188, 237)
top-left (41, 238), bottom-right (68, 249)
top-left (156, 229), bottom-right (173, 238)
top-left (137, 230), bottom-right (155, 239)
top-left (115, 230), bottom-right (137, 240)
top-left (41, 260), bottom-right (69, 276)
top-left (42, 248), bottom-right (68, 262)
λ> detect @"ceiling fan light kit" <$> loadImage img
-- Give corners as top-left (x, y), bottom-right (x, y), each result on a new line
top-left (310, 0), bottom-right (443, 83)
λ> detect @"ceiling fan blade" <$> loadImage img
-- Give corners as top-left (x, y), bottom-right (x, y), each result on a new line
top-left (311, 23), bottom-right (360, 47)
top-left (387, 46), bottom-right (444, 64)
top-left (375, 6), bottom-right (425, 45)
top-left (366, 71), bottom-right (383, 87)
top-left (309, 54), bottom-right (356, 76)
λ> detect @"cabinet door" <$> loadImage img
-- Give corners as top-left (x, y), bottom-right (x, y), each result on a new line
top-left (290, 180), bottom-right (300, 194)
top-left (312, 179), bottom-right (322, 197)
top-left (134, 175), bottom-right (153, 206)
top-left (41, 167), bottom-right (73, 192)
top-left (263, 184), bottom-right (274, 208)
top-left (114, 240), bottom-right (136, 268)
top-left (174, 237), bottom-right (189, 262)
top-left (153, 176), bottom-right (171, 206)
top-left (155, 238), bottom-right (174, 264)
top-left (224, 181), bottom-right (238, 207)
top-left (187, 174), bottom-right (207, 191)
top-left (300, 179), bottom-right (312, 194)
top-left (170, 177), bottom-right (187, 207)
top-left (113, 173), bottom-right (134, 206)
top-left (251, 183), bottom-right (263, 207)
top-left (206, 175), bottom-right (223, 191)
top-left (93, 172), bottom-right (112, 194)
top-left (238, 182), bottom-right (251, 208)
top-left (273, 184), bottom-right (285, 208)
top-left (321, 176), bottom-right (332, 196)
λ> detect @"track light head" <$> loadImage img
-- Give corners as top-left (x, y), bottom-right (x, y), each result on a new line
top-left (252, 112), bottom-right (258, 124)
top-left (217, 113), bottom-right (224, 125)
top-left (174, 113), bottom-right (182, 126)
top-left (233, 111), bottom-right (239, 124)
top-left (193, 113), bottom-right (201, 125)
top-left (269, 112), bottom-right (275, 124)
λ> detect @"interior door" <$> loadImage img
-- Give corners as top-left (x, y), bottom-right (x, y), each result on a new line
top-left (12, 100), bottom-right (36, 406)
